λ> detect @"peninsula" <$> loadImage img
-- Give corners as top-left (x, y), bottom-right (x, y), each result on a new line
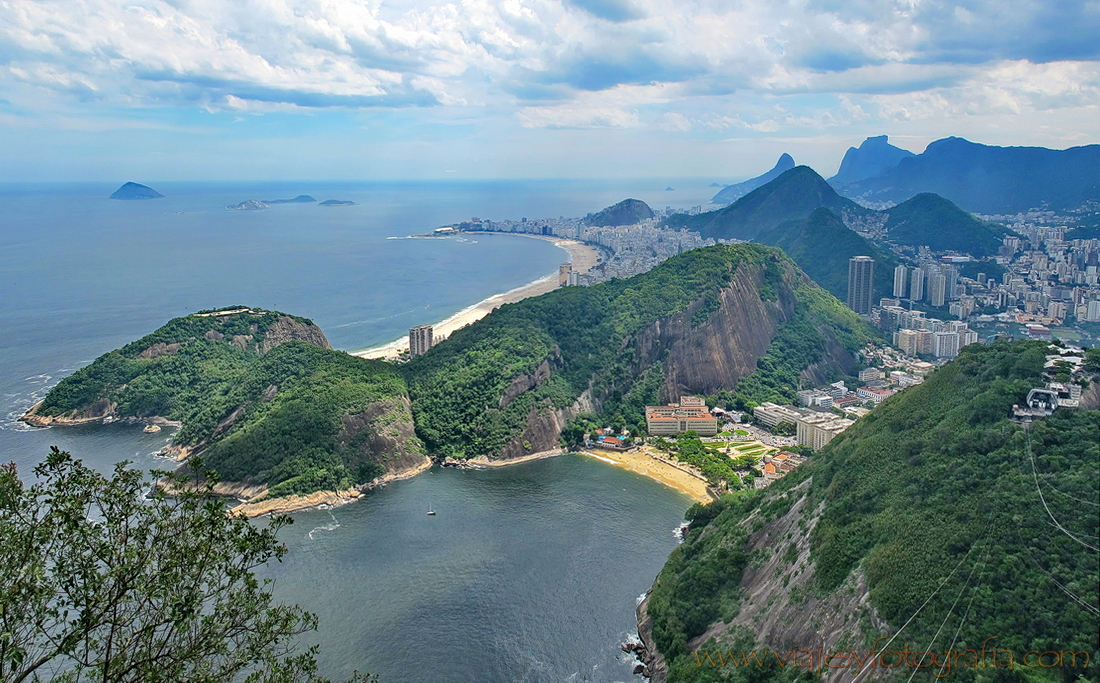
top-left (24, 244), bottom-right (876, 515)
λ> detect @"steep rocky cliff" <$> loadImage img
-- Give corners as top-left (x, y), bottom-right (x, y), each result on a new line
top-left (406, 245), bottom-right (875, 462)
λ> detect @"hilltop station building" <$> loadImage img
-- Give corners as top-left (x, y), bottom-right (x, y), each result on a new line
top-left (645, 396), bottom-right (718, 436)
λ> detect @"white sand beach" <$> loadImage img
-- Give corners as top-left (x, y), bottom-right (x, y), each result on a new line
top-left (353, 235), bottom-right (600, 360)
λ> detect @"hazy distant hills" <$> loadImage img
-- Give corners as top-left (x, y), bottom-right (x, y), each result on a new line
top-left (109, 182), bottom-right (163, 200)
top-left (828, 135), bottom-right (914, 186)
top-left (836, 136), bottom-right (1100, 213)
top-left (666, 166), bottom-right (869, 242)
top-left (710, 153), bottom-right (796, 205)
top-left (663, 165), bottom-right (1014, 304)
top-left (585, 198), bottom-right (655, 226)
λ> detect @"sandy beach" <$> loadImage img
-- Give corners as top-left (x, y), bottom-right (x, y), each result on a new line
top-left (580, 447), bottom-right (714, 503)
top-left (353, 234), bottom-right (600, 360)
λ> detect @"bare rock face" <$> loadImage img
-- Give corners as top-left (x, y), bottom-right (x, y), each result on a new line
top-left (499, 355), bottom-right (558, 409)
top-left (497, 390), bottom-right (598, 460)
top-left (338, 397), bottom-right (429, 476)
top-left (136, 342), bottom-right (181, 360)
top-left (260, 315), bottom-right (331, 354)
top-left (21, 397), bottom-right (118, 427)
top-left (635, 261), bottom-right (797, 400)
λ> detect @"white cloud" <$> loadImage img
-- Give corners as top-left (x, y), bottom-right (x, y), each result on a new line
top-left (0, 0), bottom-right (1097, 149)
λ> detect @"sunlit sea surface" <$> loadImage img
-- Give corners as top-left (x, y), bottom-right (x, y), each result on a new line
top-left (0, 179), bottom-right (713, 681)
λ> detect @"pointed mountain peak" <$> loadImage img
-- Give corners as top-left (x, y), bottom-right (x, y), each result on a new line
top-left (711, 153), bottom-right (797, 205)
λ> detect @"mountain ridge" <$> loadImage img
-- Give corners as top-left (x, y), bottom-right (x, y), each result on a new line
top-left (711, 154), bottom-right (796, 205)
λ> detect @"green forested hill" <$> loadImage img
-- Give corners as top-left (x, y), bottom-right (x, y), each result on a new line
top-left (33, 307), bottom-right (329, 424)
top-left (27, 308), bottom-right (422, 498)
top-left (755, 207), bottom-right (899, 302)
top-left (661, 167), bottom-right (869, 241)
top-left (645, 340), bottom-right (1099, 683)
top-left (405, 244), bottom-right (876, 460)
top-left (884, 193), bottom-right (1011, 256)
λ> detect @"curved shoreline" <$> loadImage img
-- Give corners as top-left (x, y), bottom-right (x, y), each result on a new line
top-left (352, 234), bottom-right (599, 360)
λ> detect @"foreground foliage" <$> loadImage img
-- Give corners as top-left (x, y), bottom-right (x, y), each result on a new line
top-left (0, 449), bottom-right (371, 683)
top-left (647, 341), bottom-right (1099, 683)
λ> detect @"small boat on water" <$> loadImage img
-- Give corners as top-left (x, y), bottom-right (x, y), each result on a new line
top-left (427, 503), bottom-right (436, 516)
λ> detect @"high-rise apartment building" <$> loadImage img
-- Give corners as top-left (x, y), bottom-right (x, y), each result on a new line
top-left (929, 273), bottom-right (947, 307)
top-left (847, 256), bottom-right (875, 315)
top-left (893, 264), bottom-right (908, 298)
top-left (409, 324), bottom-right (433, 357)
top-left (909, 268), bottom-right (924, 301)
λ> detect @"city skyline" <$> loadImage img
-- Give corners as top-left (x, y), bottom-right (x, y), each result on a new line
top-left (1, 0), bottom-right (1098, 181)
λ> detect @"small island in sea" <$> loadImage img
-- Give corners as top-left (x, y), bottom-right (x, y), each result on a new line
top-left (265, 195), bottom-right (316, 204)
top-left (109, 182), bottom-right (164, 200)
top-left (319, 199), bottom-right (356, 206)
top-left (664, 186), bottom-right (675, 191)
top-left (227, 200), bottom-right (269, 210)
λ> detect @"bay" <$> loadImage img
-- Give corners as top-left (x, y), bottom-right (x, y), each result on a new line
top-left (0, 178), bottom-right (712, 681)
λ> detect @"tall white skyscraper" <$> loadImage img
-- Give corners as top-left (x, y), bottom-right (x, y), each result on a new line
top-left (929, 273), bottom-right (947, 307)
top-left (910, 268), bottom-right (925, 301)
top-left (893, 264), bottom-right (908, 298)
top-left (847, 256), bottom-right (875, 315)
top-left (409, 324), bottom-right (433, 357)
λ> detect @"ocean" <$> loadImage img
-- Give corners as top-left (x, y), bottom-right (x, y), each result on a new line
top-left (0, 178), bottom-right (715, 682)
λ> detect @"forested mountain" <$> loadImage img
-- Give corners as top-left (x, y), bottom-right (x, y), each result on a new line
top-left (405, 244), bottom-right (877, 461)
top-left (640, 340), bottom-right (1100, 683)
top-left (585, 197), bottom-right (655, 226)
top-left (884, 193), bottom-right (1012, 256)
top-left (837, 137), bottom-right (1100, 213)
top-left (828, 135), bottom-right (915, 186)
top-left (664, 166), bottom-right (869, 242)
top-left (756, 207), bottom-right (899, 301)
top-left (710, 154), bottom-right (796, 205)
top-left (23, 308), bottom-right (427, 498)
top-left (28, 246), bottom-right (878, 498)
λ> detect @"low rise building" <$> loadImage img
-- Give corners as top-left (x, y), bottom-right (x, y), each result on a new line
top-left (752, 402), bottom-right (805, 429)
top-left (646, 396), bottom-right (718, 436)
top-left (858, 367), bottom-right (884, 381)
top-left (796, 413), bottom-right (853, 450)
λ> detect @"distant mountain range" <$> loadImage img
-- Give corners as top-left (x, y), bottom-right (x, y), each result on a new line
top-left (585, 198), bottom-right (655, 226)
top-left (662, 165), bottom-right (1013, 303)
top-left (710, 154), bottom-right (795, 205)
top-left (828, 135), bottom-right (914, 186)
top-left (834, 136), bottom-right (1100, 213)
top-left (666, 166), bottom-right (869, 242)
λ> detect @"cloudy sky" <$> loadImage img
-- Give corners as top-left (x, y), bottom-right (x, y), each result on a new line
top-left (1, 0), bottom-right (1098, 181)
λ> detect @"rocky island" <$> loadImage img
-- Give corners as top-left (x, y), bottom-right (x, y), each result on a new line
top-left (227, 200), bottom-right (269, 210)
top-left (319, 199), bottom-right (356, 206)
top-left (109, 181), bottom-right (164, 200)
top-left (265, 195), bottom-right (316, 204)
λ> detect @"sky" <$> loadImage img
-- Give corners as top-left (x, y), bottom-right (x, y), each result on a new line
top-left (1, 0), bottom-right (1098, 182)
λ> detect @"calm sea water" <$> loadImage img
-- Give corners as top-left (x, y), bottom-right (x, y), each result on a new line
top-left (0, 179), bottom-right (711, 682)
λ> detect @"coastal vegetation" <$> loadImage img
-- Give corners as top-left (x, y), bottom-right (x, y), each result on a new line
top-left (0, 447), bottom-right (372, 683)
top-left (644, 340), bottom-right (1099, 682)
top-left (28, 245), bottom-right (875, 498)
top-left (406, 243), bottom-right (875, 459)
top-left (29, 308), bottom-right (422, 499)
